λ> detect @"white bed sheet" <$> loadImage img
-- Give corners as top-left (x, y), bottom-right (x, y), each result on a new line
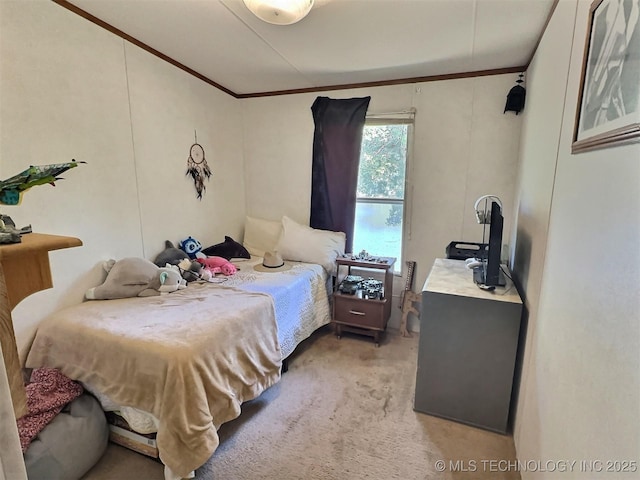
top-left (227, 256), bottom-right (331, 359)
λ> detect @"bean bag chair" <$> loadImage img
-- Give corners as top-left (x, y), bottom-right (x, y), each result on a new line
top-left (24, 394), bottom-right (108, 480)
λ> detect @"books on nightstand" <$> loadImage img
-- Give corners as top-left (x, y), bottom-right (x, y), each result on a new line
top-left (106, 411), bottom-right (159, 458)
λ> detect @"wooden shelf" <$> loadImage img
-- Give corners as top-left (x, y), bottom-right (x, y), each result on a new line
top-left (0, 233), bottom-right (82, 310)
top-left (0, 233), bottom-right (82, 420)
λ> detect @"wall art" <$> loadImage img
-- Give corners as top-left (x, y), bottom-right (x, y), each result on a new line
top-left (572, 0), bottom-right (640, 153)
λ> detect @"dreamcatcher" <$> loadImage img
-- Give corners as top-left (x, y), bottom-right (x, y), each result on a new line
top-left (186, 131), bottom-right (212, 200)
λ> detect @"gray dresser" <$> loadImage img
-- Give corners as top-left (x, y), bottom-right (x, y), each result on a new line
top-left (414, 258), bottom-right (522, 434)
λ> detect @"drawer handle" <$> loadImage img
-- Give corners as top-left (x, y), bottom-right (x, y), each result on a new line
top-left (349, 310), bottom-right (366, 316)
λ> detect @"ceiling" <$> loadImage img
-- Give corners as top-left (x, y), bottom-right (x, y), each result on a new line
top-left (61, 0), bottom-right (556, 97)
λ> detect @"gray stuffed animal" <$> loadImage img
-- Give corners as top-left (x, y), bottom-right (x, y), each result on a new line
top-left (85, 257), bottom-right (186, 300)
top-left (153, 240), bottom-right (205, 282)
top-left (153, 240), bottom-right (189, 267)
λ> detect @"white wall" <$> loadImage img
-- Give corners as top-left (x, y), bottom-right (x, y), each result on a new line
top-left (0, 0), bottom-right (246, 357)
top-left (242, 76), bottom-right (523, 329)
top-left (510, 0), bottom-right (577, 445)
top-left (513, 0), bottom-right (640, 475)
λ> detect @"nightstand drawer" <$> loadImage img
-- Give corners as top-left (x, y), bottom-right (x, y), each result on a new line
top-left (333, 295), bottom-right (385, 330)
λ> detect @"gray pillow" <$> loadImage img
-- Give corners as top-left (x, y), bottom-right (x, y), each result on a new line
top-left (24, 394), bottom-right (108, 480)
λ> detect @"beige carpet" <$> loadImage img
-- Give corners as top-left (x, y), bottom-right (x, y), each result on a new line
top-left (82, 326), bottom-right (520, 480)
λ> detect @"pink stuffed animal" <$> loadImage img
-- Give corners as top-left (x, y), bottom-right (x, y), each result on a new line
top-left (197, 256), bottom-right (237, 276)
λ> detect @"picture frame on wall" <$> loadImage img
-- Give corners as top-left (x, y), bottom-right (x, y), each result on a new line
top-left (572, 0), bottom-right (640, 154)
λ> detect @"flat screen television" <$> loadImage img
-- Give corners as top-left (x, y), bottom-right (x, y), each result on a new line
top-left (473, 201), bottom-right (506, 289)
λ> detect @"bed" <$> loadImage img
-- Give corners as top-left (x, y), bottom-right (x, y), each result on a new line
top-left (25, 256), bottom-right (331, 479)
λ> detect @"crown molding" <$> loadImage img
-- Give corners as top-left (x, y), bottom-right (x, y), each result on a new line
top-left (53, 0), bottom-right (553, 98)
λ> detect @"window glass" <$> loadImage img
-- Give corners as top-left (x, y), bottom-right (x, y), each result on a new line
top-left (356, 125), bottom-right (407, 199)
top-left (353, 202), bottom-right (403, 264)
top-left (353, 123), bottom-right (411, 274)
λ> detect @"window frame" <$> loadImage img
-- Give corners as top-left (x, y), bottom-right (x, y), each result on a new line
top-left (354, 115), bottom-right (415, 276)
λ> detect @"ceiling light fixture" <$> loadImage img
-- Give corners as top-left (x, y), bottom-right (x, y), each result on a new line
top-left (243, 0), bottom-right (314, 25)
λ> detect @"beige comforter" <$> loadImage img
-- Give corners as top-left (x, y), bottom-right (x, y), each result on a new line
top-left (26, 283), bottom-right (282, 477)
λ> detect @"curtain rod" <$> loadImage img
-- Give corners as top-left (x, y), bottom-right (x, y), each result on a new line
top-left (367, 108), bottom-right (416, 117)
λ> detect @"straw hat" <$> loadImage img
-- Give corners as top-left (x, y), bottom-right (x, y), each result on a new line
top-left (253, 251), bottom-right (292, 272)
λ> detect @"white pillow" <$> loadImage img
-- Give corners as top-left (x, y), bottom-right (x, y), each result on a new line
top-left (243, 216), bottom-right (282, 257)
top-left (276, 216), bottom-right (346, 275)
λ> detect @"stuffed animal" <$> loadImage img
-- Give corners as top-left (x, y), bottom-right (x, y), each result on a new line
top-left (177, 258), bottom-right (212, 282)
top-left (202, 236), bottom-right (251, 260)
top-left (153, 240), bottom-right (205, 282)
top-left (179, 236), bottom-right (203, 259)
top-left (85, 257), bottom-right (187, 300)
top-left (197, 256), bottom-right (237, 276)
top-left (154, 265), bottom-right (188, 294)
top-left (153, 240), bottom-right (190, 267)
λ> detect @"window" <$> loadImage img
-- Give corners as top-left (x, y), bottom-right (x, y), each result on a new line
top-left (352, 117), bottom-right (413, 274)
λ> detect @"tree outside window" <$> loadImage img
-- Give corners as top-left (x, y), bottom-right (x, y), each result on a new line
top-left (353, 122), bottom-right (410, 273)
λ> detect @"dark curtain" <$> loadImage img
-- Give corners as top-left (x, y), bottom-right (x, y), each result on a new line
top-left (310, 96), bottom-right (371, 253)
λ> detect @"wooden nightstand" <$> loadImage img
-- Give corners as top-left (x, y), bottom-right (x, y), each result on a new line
top-left (332, 255), bottom-right (396, 346)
